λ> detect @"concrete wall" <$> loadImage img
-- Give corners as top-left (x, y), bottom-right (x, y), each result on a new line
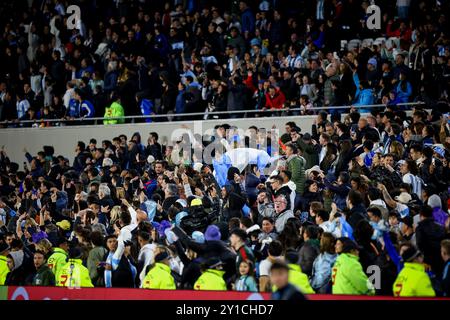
top-left (0, 115), bottom-right (317, 164)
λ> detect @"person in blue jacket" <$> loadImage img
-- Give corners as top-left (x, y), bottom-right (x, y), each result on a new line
top-left (353, 70), bottom-right (374, 113)
top-left (395, 71), bottom-right (412, 103)
top-left (74, 88), bottom-right (95, 118)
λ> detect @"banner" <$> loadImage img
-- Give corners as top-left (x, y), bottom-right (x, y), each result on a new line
top-left (3, 286), bottom-right (449, 300)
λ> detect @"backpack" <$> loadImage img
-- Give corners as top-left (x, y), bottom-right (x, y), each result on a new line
top-left (180, 206), bottom-right (210, 234)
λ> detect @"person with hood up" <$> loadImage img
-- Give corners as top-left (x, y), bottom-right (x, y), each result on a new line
top-left (427, 194), bottom-right (449, 227)
top-left (5, 250), bottom-right (26, 285)
top-left (194, 257), bottom-right (227, 291)
top-left (352, 62), bottom-right (374, 113)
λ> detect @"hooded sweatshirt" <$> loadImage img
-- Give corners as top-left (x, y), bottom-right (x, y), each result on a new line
top-left (428, 195), bottom-right (449, 226)
top-left (9, 251), bottom-right (24, 271)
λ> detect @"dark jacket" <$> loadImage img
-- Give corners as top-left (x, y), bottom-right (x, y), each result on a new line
top-left (347, 204), bottom-right (368, 230)
top-left (32, 264), bottom-right (56, 286)
top-left (111, 254), bottom-right (136, 288)
top-left (442, 259), bottom-right (450, 297)
top-left (416, 218), bottom-right (446, 275)
top-left (271, 283), bottom-right (307, 300)
top-left (227, 82), bottom-right (247, 112)
top-left (299, 191), bottom-right (323, 212)
top-left (296, 139), bottom-right (320, 169)
top-left (177, 234), bottom-right (237, 286)
top-left (174, 240), bottom-right (203, 289)
top-left (298, 239), bottom-right (320, 277)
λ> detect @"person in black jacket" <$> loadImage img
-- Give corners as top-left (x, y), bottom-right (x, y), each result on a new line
top-left (416, 206), bottom-right (446, 275)
top-left (111, 241), bottom-right (137, 288)
top-left (441, 239), bottom-right (450, 297)
top-left (173, 225), bottom-right (237, 287)
top-left (346, 190), bottom-right (369, 230)
top-left (146, 132), bottom-right (163, 161)
top-left (173, 238), bottom-right (204, 289)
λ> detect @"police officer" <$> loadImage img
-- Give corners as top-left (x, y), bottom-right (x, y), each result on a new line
top-left (285, 250), bottom-right (315, 294)
top-left (393, 245), bottom-right (436, 297)
top-left (47, 237), bottom-right (69, 277)
top-left (194, 257), bottom-right (227, 291)
top-left (56, 246), bottom-right (93, 288)
top-left (0, 242), bottom-right (10, 285)
top-left (142, 251), bottom-right (176, 289)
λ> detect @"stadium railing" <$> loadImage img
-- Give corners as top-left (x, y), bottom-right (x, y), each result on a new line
top-left (0, 102), bottom-right (426, 126)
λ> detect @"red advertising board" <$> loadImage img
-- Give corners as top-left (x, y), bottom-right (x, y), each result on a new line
top-left (3, 286), bottom-right (450, 300)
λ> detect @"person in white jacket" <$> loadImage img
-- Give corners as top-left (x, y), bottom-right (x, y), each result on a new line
top-left (279, 170), bottom-right (296, 211)
top-left (111, 199), bottom-right (138, 272)
top-left (137, 230), bottom-right (155, 287)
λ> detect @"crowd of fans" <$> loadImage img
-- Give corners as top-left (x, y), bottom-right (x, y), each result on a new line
top-left (0, 103), bottom-right (450, 298)
top-left (0, 0), bottom-right (449, 126)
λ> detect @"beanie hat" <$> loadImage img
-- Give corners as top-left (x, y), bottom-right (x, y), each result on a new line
top-left (368, 58), bottom-right (377, 68)
top-left (204, 225), bottom-right (221, 241)
top-left (192, 231), bottom-right (205, 244)
top-left (401, 246), bottom-right (422, 262)
top-left (154, 251), bottom-right (169, 263)
top-left (427, 194), bottom-right (442, 209)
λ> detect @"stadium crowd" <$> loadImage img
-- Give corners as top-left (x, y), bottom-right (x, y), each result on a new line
top-left (1, 0), bottom-right (450, 301)
top-left (0, 104), bottom-right (450, 298)
top-left (0, 0), bottom-right (449, 125)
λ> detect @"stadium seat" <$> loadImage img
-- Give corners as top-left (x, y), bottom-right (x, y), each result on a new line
top-left (386, 37), bottom-right (400, 49)
top-left (347, 39), bottom-right (362, 50)
top-left (361, 38), bottom-right (374, 48)
top-left (373, 37), bottom-right (386, 46)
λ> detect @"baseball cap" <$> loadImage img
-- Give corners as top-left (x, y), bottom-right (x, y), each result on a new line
top-left (339, 238), bottom-right (363, 253)
top-left (56, 220), bottom-right (71, 231)
top-left (190, 198), bottom-right (203, 207)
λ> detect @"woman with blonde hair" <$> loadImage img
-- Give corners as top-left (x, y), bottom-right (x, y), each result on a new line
top-left (389, 140), bottom-right (405, 161)
top-left (35, 238), bottom-right (53, 257)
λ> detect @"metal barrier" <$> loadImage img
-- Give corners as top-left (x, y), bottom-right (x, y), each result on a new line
top-left (0, 102), bottom-right (426, 126)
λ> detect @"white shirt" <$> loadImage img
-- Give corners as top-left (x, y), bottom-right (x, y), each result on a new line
top-left (112, 206), bottom-right (138, 269)
top-left (402, 173), bottom-right (423, 200)
top-left (259, 258), bottom-right (273, 277)
top-left (138, 243), bottom-right (156, 286)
